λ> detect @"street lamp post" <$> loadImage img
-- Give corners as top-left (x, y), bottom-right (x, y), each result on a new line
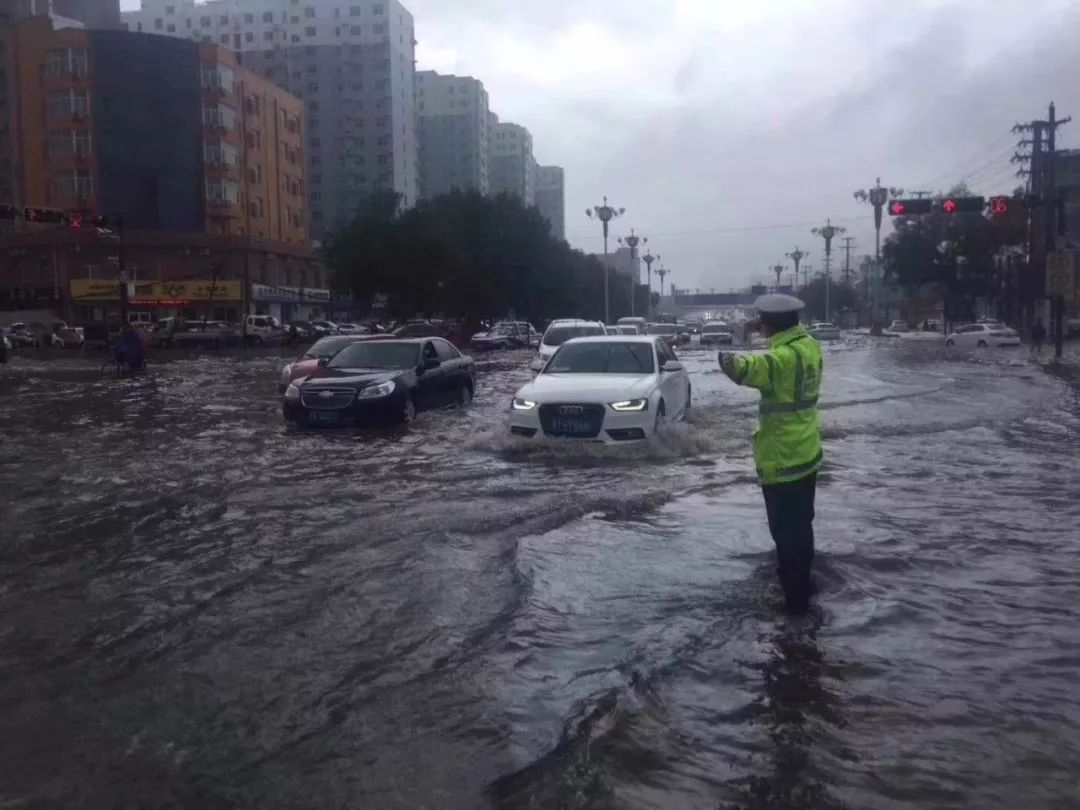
top-left (641, 248), bottom-right (659, 316)
top-left (617, 229), bottom-right (645, 319)
top-left (785, 247), bottom-right (808, 292)
top-left (771, 264), bottom-right (786, 289)
top-left (586, 196), bottom-right (625, 324)
top-left (853, 178), bottom-right (902, 325)
top-left (656, 266), bottom-right (670, 299)
top-left (811, 220), bottom-right (845, 323)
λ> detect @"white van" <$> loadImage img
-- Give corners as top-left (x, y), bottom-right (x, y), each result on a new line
top-left (245, 314), bottom-right (282, 345)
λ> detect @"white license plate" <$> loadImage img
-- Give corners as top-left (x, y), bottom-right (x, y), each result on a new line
top-left (309, 410), bottom-right (339, 424)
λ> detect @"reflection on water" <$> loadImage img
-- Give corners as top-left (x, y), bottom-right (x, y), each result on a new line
top-left (2, 342), bottom-right (1080, 808)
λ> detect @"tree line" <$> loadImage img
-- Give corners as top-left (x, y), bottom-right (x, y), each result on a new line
top-left (323, 190), bottom-right (647, 328)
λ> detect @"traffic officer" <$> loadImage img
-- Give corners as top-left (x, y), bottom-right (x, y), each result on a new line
top-left (718, 294), bottom-right (823, 614)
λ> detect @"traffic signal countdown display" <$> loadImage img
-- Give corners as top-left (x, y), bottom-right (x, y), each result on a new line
top-left (888, 197), bottom-right (987, 216)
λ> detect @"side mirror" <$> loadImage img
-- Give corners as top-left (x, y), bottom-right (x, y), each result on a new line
top-left (661, 361), bottom-right (683, 372)
top-left (317, 357), bottom-right (329, 367)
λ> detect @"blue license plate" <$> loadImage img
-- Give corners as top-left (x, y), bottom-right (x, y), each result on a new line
top-left (309, 410), bottom-right (339, 424)
top-left (551, 418), bottom-right (592, 434)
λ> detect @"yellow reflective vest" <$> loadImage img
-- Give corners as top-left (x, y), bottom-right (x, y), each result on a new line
top-left (728, 325), bottom-right (824, 485)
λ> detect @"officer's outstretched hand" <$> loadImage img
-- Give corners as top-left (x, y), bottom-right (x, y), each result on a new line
top-left (718, 352), bottom-right (736, 377)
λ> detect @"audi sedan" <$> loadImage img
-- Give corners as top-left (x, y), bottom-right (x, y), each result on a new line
top-left (508, 336), bottom-right (691, 443)
top-left (283, 338), bottom-right (475, 427)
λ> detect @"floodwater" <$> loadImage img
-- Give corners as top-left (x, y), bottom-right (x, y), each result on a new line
top-left (2, 337), bottom-right (1079, 809)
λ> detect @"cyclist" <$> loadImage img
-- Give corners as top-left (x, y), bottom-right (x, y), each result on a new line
top-left (113, 325), bottom-right (145, 375)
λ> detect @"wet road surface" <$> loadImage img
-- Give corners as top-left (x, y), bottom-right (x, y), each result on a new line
top-left (2, 339), bottom-right (1080, 809)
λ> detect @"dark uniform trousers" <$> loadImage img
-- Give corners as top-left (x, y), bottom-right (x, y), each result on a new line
top-left (761, 473), bottom-right (817, 613)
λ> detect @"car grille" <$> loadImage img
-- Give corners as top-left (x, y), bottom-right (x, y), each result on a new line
top-left (300, 387), bottom-right (355, 409)
top-left (538, 403), bottom-right (605, 438)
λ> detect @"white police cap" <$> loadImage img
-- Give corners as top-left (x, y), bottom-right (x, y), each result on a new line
top-left (753, 293), bottom-right (805, 315)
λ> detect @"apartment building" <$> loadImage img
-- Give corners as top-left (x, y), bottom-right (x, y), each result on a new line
top-left (489, 117), bottom-right (535, 205)
top-left (534, 164), bottom-right (565, 240)
top-left (122, 0), bottom-right (418, 238)
top-left (416, 70), bottom-right (490, 198)
top-left (0, 16), bottom-right (322, 323)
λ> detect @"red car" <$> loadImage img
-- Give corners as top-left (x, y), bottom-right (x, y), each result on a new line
top-left (278, 334), bottom-right (395, 394)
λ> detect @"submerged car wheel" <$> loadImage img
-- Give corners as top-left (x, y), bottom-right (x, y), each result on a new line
top-left (685, 385), bottom-right (691, 411)
top-left (654, 399), bottom-right (666, 433)
top-left (455, 383), bottom-right (473, 408)
top-left (402, 396), bottom-right (417, 424)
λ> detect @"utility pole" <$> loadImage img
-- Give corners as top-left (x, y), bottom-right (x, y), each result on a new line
top-left (812, 220), bottom-right (845, 323)
top-left (586, 197), bottom-right (625, 324)
top-left (618, 229), bottom-right (644, 319)
top-left (840, 237), bottom-right (855, 286)
top-left (785, 247), bottom-right (808, 292)
top-left (1014, 102), bottom-right (1071, 358)
top-left (854, 179), bottom-right (902, 330)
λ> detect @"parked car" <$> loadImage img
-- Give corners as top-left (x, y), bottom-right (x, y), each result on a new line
top-left (699, 320), bottom-right (734, 346)
top-left (944, 322), bottom-right (1020, 349)
top-left (53, 327), bottom-right (83, 349)
top-left (277, 334), bottom-right (387, 393)
top-left (155, 317), bottom-right (235, 349)
top-left (288, 321), bottom-right (312, 339)
top-left (8, 322), bottom-right (50, 348)
top-left (509, 335), bottom-right (691, 443)
top-left (529, 320), bottom-right (607, 371)
top-left (244, 314), bottom-right (283, 345)
top-left (1066, 315), bottom-right (1080, 337)
top-left (336, 323), bottom-right (369, 335)
top-left (809, 322), bottom-right (841, 341)
top-left (607, 325), bottom-right (642, 335)
top-left (887, 320), bottom-right (911, 333)
top-left (307, 320), bottom-right (338, 338)
top-left (646, 322), bottom-right (679, 348)
top-left (616, 316), bottom-right (648, 333)
top-left (283, 337), bottom-right (475, 427)
top-left (393, 320), bottom-right (469, 347)
top-left (470, 321), bottom-right (537, 351)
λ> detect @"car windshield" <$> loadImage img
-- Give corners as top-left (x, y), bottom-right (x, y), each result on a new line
top-left (305, 336), bottom-right (356, 359)
top-left (489, 324), bottom-right (518, 335)
top-left (647, 324), bottom-right (677, 336)
top-left (542, 325), bottom-right (604, 346)
top-left (545, 341), bottom-right (655, 374)
top-left (328, 341), bottom-right (420, 369)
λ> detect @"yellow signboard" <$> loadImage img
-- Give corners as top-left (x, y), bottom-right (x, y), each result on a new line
top-left (1046, 251), bottom-right (1076, 297)
top-left (70, 279), bottom-right (243, 302)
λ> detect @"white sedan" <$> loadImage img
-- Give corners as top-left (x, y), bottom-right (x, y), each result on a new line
top-left (509, 335), bottom-right (691, 443)
top-left (944, 322), bottom-right (1020, 349)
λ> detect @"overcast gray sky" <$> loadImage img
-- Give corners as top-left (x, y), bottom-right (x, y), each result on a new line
top-left (121, 0), bottom-right (1080, 291)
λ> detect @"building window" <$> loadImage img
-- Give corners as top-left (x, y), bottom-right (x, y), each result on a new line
top-left (244, 32), bottom-right (253, 42)
top-left (200, 15), bottom-right (211, 26)
top-left (312, 173), bottom-right (321, 184)
top-left (154, 17), bottom-right (162, 28)
top-left (263, 11), bottom-right (273, 22)
top-left (263, 30), bottom-right (273, 40)
top-left (52, 170), bottom-right (93, 198)
top-left (203, 105), bottom-right (238, 130)
top-left (42, 47), bottom-right (88, 79)
top-left (45, 88), bottom-right (90, 121)
top-left (204, 142), bottom-right (240, 166)
top-left (310, 137), bottom-right (320, 147)
top-left (201, 64), bottom-right (235, 94)
top-left (305, 6), bottom-right (315, 16)
top-left (349, 25), bottom-right (361, 34)
top-left (166, 23), bottom-right (175, 32)
top-left (250, 197), bottom-right (263, 217)
top-left (165, 4), bottom-right (174, 13)
top-left (291, 15), bottom-right (299, 23)
top-left (244, 13), bottom-right (254, 22)
top-left (373, 23), bottom-right (385, 33)
top-left (246, 129), bottom-right (261, 149)
top-left (219, 15), bottom-right (228, 23)
top-left (249, 165), bottom-right (263, 184)
top-left (307, 82), bottom-right (317, 91)
top-left (305, 26), bottom-right (316, 36)
top-left (311, 156), bottom-right (320, 167)
top-left (291, 35), bottom-right (300, 43)
top-left (349, 5), bottom-right (361, 16)
top-left (47, 130), bottom-right (92, 159)
top-left (206, 179), bottom-right (240, 204)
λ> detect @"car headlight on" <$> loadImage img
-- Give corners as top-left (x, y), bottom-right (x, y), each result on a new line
top-left (610, 399), bottom-right (648, 412)
top-left (284, 383), bottom-right (301, 401)
top-left (359, 380), bottom-right (395, 399)
top-left (512, 397), bottom-right (537, 410)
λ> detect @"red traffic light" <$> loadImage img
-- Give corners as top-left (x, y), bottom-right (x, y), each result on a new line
top-left (939, 196), bottom-right (985, 214)
top-left (888, 198), bottom-right (933, 216)
top-left (67, 212), bottom-right (83, 229)
top-left (989, 196), bottom-right (1010, 216)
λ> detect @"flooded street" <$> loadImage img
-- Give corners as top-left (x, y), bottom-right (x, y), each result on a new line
top-left (3, 340), bottom-right (1080, 809)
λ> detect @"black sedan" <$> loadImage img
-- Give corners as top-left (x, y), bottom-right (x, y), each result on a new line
top-left (282, 337), bottom-right (475, 427)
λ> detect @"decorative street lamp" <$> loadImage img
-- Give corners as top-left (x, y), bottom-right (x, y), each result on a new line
top-left (641, 247), bottom-right (659, 316)
top-left (617, 228), bottom-right (645, 318)
top-left (771, 263), bottom-right (786, 289)
top-left (586, 196), bottom-right (625, 324)
top-left (853, 178), bottom-right (902, 323)
top-left (785, 247), bottom-right (809, 291)
top-left (656, 265), bottom-right (670, 299)
top-left (811, 220), bottom-right (845, 323)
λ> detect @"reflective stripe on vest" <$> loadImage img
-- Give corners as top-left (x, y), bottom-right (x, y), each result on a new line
top-left (760, 449), bottom-right (825, 483)
top-left (759, 344), bottom-right (819, 416)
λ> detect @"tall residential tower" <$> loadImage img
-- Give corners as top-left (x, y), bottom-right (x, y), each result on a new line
top-left (416, 70), bottom-right (490, 198)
